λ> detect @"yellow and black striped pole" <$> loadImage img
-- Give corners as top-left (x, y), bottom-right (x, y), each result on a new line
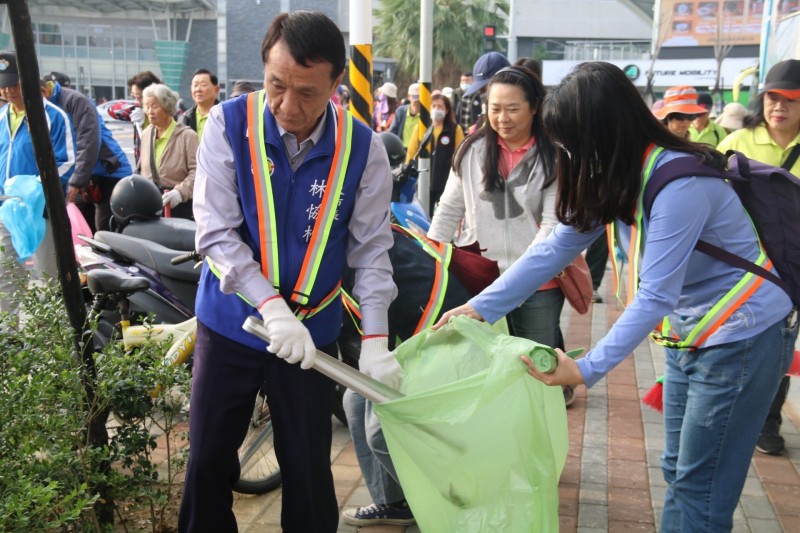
top-left (417, 80), bottom-right (432, 211)
top-left (349, 44), bottom-right (373, 126)
top-left (349, 0), bottom-right (373, 126)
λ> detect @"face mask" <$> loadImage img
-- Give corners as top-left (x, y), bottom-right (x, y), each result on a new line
top-left (431, 109), bottom-right (446, 122)
top-left (377, 93), bottom-right (387, 103)
top-left (460, 83), bottom-right (470, 92)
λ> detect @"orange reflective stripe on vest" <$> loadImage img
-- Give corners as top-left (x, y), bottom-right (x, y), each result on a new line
top-left (340, 225), bottom-right (453, 336)
top-left (246, 90), bottom-right (352, 308)
top-left (609, 144), bottom-right (773, 350)
top-left (393, 225), bottom-right (453, 334)
top-left (247, 91), bottom-right (280, 288)
top-left (341, 289), bottom-right (363, 336)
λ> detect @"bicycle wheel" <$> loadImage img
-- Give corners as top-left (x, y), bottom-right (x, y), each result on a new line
top-left (233, 389), bottom-right (281, 494)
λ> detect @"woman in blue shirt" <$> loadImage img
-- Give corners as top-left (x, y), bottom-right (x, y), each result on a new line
top-left (435, 62), bottom-right (797, 532)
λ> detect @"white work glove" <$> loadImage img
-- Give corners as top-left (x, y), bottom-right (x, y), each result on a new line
top-left (359, 336), bottom-right (403, 390)
top-left (162, 189), bottom-right (182, 208)
top-left (130, 107), bottom-right (144, 126)
top-left (258, 297), bottom-right (317, 370)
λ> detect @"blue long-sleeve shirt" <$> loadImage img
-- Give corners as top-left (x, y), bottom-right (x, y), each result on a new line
top-left (470, 149), bottom-right (793, 388)
top-left (0, 98), bottom-right (75, 191)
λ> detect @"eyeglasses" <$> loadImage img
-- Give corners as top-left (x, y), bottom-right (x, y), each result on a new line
top-left (668, 112), bottom-right (697, 121)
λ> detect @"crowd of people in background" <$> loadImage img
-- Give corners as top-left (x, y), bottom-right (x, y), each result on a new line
top-left (0, 17), bottom-right (798, 530)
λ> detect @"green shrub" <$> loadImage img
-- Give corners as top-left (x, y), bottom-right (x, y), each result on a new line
top-left (0, 267), bottom-right (190, 532)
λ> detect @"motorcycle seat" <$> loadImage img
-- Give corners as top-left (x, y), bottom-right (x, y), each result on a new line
top-left (94, 231), bottom-right (201, 284)
top-left (86, 269), bottom-right (150, 296)
top-left (121, 218), bottom-right (196, 251)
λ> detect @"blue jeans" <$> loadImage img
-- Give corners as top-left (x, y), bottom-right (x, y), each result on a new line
top-left (506, 288), bottom-right (565, 347)
top-left (660, 313), bottom-right (798, 532)
top-left (343, 388), bottom-right (405, 505)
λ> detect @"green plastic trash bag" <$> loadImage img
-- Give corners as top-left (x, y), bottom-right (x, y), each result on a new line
top-left (373, 316), bottom-right (568, 532)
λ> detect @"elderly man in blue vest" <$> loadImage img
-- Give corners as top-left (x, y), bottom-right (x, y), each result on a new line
top-left (180, 11), bottom-right (398, 533)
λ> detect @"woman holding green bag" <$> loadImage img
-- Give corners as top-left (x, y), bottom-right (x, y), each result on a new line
top-left (435, 62), bottom-right (797, 533)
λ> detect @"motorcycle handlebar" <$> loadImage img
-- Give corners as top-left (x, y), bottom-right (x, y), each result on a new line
top-left (171, 251), bottom-right (201, 265)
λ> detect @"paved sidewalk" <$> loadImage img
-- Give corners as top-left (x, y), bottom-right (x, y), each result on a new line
top-left (232, 281), bottom-right (800, 532)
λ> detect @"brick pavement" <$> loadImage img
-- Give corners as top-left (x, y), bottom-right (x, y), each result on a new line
top-left (231, 281), bottom-right (800, 532)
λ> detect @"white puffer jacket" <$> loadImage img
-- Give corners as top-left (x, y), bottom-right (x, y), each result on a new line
top-left (427, 136), bottom-right (557, 273)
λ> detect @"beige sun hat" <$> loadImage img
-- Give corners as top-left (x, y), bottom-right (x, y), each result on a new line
top-left (715, 102), bottom-right (747, 130)
top-left (377, 82), bottom-right (398, 99)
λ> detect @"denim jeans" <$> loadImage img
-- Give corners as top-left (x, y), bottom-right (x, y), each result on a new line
top-left (343, 388), bottom-right (405, 505)
top-left (660, 313), bottom-right (799, 532)
top-left (506, 288), bottom-right (565, 347)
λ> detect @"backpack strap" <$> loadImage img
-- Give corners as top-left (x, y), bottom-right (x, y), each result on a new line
top-left (694, 240), bottom-right (787, 294)
top-left (781, 144), bottom-right (800, 172)
top-left (643, 156), bottom-right (724, 218)
top-left (643, 153), bottom-right (790, 298)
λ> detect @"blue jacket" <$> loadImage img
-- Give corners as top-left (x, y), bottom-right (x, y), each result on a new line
top-left (47, 82), bottom-right (131, 188)
top-left (195, 98), bottom-right (373, 350)
top-left (0, 98), bottom-right (75, 192)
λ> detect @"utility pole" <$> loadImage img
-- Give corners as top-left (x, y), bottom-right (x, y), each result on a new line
top-left (418, 0), bottom-right (433, 215)
top-left (507, 0), bottom-right (518, 62)
top-left (349, 0), bottom-right (373, 126)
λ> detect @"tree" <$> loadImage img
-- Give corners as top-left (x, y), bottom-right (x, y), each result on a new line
top-left (374, 0), bottom-right (509, 88)
top-left (645, 6), bottom-right (673, 106)
top-left (712, 6), bottom-right (736, 100)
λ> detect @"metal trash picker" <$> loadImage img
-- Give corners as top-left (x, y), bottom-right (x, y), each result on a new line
top-left (242, 316), bottom-right (404, 404)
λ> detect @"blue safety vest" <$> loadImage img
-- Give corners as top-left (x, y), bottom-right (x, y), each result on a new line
top-left (195, 96), bottom-right (372, 350)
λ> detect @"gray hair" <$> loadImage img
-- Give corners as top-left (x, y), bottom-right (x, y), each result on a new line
top-left (142, 83), bottom-right (179, 116)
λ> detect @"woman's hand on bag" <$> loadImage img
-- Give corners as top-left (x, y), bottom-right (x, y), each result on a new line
top-left (521, 348), bottom-right (585, 386)
top-left (432, 303), bottom-right (484, 330)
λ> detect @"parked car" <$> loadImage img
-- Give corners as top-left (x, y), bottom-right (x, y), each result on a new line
top-left (97, 99), bottom-right (139, 122)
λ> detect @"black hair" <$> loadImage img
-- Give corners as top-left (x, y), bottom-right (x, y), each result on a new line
top-left (192, 68), bottom-right (219, 86)
top-left (513, 57), bottom-right (543, 80)
top-left (453, 65), bottom-right (555, 193)
top-left (260, 11), bottom-right (345, 81)
top-left (543, 62), bottom-right (725, 232)
top-left (128, 70), bottom-right (162, 91)
top-left (742, 93), bottom-right (765, 129)
top-left (431, 93), bottom-right (455, 124)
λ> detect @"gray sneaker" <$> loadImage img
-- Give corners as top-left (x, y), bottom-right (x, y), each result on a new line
top-left (342, 500), bottom-right (416, 526)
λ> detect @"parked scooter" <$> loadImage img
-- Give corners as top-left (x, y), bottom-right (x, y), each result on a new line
top-left (75, 175), bottom-right (198, 327)
top-left (74, 175), bottom-right (279, 495)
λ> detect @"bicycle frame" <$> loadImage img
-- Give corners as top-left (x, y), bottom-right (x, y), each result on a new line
top-left (120, 316), bottom-right (197, 367)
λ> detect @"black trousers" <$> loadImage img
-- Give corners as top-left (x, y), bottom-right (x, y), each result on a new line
top-left (178, 321), bottom-right (339, 533)
top-left (91, 175), bottom-right (122, 232)
top-left (761, 375), bottom-right (791, 435)
top-left (585, 232), bottom-right (609, 291)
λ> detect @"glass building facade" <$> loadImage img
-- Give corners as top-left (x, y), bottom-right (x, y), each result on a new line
top-left (33, 19), bottom-right (162, 101)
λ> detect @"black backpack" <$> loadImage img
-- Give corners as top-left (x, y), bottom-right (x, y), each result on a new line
top-left (643, 150), bottom-right (800, 307)
top-left (337, 225), bottom-right (474, 359)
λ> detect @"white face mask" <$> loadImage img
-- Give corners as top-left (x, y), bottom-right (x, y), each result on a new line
top-left (460, 82), bottom-right (470, 92)
top-left (431, 109), bottom-right (446, 122)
